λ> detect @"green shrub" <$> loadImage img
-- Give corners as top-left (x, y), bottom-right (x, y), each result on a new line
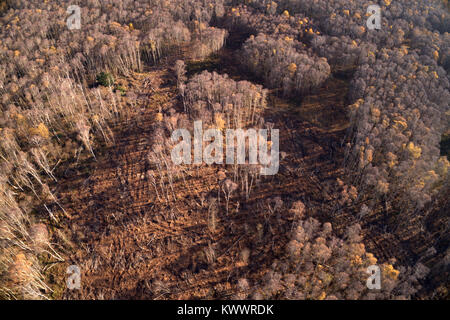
top-left (115, 85), bottom-right (126, 95)
top-left (96, 72), bottom-right (115, 87)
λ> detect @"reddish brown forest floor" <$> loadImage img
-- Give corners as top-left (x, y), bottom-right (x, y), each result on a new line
top-left (51, 55), bottom-right (355, 299)
top-left (50, 43), bottom-right (446, 299)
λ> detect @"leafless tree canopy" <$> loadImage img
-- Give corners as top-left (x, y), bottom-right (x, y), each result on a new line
top-left (0, 0), bottom-right (448, 300)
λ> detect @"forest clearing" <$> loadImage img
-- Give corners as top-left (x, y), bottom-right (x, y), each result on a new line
top-left (0, 0), bottom-right (448, 301)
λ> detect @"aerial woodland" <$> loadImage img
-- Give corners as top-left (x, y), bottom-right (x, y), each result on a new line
top-left (0, 0), bottom-right (448, 300)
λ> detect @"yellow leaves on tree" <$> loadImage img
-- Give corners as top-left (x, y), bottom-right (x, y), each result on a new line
top-left (382, 264), bottom-right (400, 281)
top-left (359, 146), bottom-right (365, 168)
top-left (231, 7), bottom-right (240, 17)
top-left (376, 180), bottom-right (389, 194)
top-left (350, 243), bottom-right (366, 257)
top-left (110, 21), bottom-right (122, 29)
top-left (386, 152), bottom-right (398, 168)
top-left (358, 144), bottom-right (371, 166)
top-left (433, 50), bottom-right (439, 61)
top-left (200, 22), bottom-right (208, 30)
top-left (400, 46), bottom-right (408, 55)
top-left (351, 255), bottom-right (363, 266)
top-left (266, 1), bottom-right (276, 11)
top-left (393, 118), bottom-right (408, 131)
top-left (30, 123), bottom-right (50, 139)
top-left (349, 99), bottom-right (364, 114)
top-left (318, 292), bottom-right (327, 300)
top-left (14, 113), bottom-right (25, 123)
top-left (436, 157), bottom-right (449, 176)
top-left (288, 62), bottom-right (297, 74)
top-left (415, 180), bottom-right (426, 190)
top-left (371, 107), bottom-right (381, 120)
top-left (92, 114), bottom-right (100, 123)
top-left (407, 142), bottom-right (422, 159)
top-left (366, 253), bottom-right (377, 265)
top-left (365, 148), bottom-right (373, 163)
top-left (423, 170), bottom-right (439, 186)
